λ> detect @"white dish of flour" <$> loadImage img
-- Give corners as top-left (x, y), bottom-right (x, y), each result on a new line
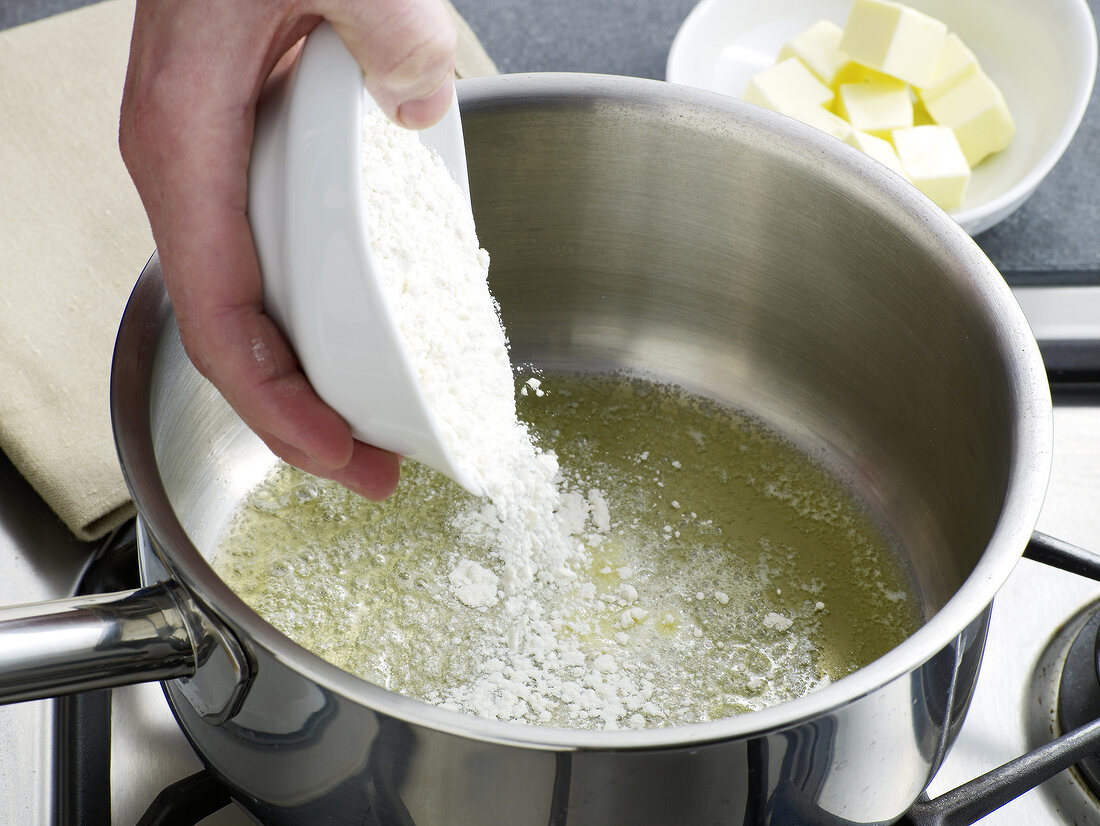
top-left (249, 21), bottom-right (487, 494)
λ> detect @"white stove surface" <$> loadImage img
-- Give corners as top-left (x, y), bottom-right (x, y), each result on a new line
top-left (2, 288), bottom-right (1099, 825)
top-left (924, 403), bottom-right (1100, 824)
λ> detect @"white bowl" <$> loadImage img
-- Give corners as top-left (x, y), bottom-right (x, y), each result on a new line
top-left (666, 0), bottom-right (1097, 235)
top-left (249, 23), bottom-right (483, 494)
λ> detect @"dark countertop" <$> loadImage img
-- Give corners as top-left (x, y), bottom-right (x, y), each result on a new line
top-left (2, 0), bottom-right (1098, 284)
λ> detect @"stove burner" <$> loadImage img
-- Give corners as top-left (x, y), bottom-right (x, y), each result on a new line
top-left (1057, 606), bottom-right (1100, 795)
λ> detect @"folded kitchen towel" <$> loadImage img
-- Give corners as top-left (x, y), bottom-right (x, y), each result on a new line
top-left (444, 0), bottom-right (500, 80)
top-left (0, 0), bottom-right (146, 542)
top-left (0, 0), bottom-right (497, 542)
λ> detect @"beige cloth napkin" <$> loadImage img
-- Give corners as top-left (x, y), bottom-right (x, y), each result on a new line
top-left (443, 0), bottom-right (499, 80)
top-left (0, 0), bottom-right (496, 542)
top-left (0, 0), bottom-right (146, 542)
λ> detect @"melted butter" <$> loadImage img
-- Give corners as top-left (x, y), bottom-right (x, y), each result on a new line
top-left (214, 372), bottom-right (922, 728)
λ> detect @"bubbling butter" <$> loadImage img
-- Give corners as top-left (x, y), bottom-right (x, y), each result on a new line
top-left (214, 372), bottom-right (923, 730)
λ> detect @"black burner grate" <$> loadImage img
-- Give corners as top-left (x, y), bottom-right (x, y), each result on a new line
top-left (52, 523), bottom-right (239, 825)
top-left (135, 770), bottom-right (233, 826)
top-left (54, 521), bottom-right (137, 826)
top-left (1056, 606), bottom-right (1100, 796)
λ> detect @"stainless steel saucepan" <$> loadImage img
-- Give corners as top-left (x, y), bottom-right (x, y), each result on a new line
top-left (0, 74), bottom-right (1057, 824)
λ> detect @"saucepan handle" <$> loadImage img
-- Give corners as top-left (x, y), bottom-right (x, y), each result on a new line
top-left (0, 579), bottom-right (249, 724)
top-left (902, 530), bottom-right (1100, 825)
top-left (0, 582), bottom-right (194, 704)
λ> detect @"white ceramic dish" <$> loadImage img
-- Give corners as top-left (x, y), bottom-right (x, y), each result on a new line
top-left (666, 0), bottom-right (1098, 235)
top-left (249, 22), bottom-right (482, 494)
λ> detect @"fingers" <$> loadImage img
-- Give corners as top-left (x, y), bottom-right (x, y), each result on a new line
top-left (178, 259), bottom-right (402, 500)
top-left (260, 429), bottom-right (403, 501)
top-left (119, 0), bottom-right (459, 501)
top-left (120, 1), bottom-right (394, 487)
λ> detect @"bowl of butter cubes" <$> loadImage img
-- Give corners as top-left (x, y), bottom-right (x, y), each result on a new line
top-left (667, 0), bottom-right (1097, 235)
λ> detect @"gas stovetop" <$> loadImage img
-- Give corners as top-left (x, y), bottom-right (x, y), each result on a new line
top-left (3, 0), bottom-right (1098, 819)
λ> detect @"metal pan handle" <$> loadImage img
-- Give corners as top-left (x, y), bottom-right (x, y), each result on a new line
top-left (0, 582), bottom-right (192, 703)
top-left (0, 577), bottom-right (249, 724)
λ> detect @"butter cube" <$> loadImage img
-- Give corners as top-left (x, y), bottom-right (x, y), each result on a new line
top-left (744, 57), bottom-right (834, 115)
top-left (892, 125), bottom-right (970, 210)
top-left (840, 0), bottom-right (948, 88)
top-left (912, 97), bottom-right (935, 126)
top-left (921, 69), bottom-right (1015, 166)
top-left (835, 77), bottom-right (913, 138)
top-left (919, 32), bottom-right (979, 98)
top-left (845, 129), bottom-right (909, 180)
top-left (779, 21), bottom-right (860, 88)
top-left (839, 63), bottom-right (906, 88)
top-left (792, 105), bottom-right (854, 140)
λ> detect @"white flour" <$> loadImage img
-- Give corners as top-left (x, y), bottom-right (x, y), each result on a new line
top-left (360, 111), bottom-right (645, 725)
top-left (359, 109), bottom-right (515, 498)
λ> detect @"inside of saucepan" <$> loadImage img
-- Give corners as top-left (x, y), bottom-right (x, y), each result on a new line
top-left (147, 77), bottom-right (1019, 682)
top-left (457, 83), bottom-right (1016, 619)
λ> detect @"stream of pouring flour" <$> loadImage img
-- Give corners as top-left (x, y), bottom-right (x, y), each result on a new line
top-left (213, 109), bottom-right (922, 730)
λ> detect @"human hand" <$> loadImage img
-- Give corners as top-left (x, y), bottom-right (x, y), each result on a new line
top-left (119, 0), bottom-right (458, 499)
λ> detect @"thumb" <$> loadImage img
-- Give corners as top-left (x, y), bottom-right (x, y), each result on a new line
top-left (322, 0), bottom-right (458, 128)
